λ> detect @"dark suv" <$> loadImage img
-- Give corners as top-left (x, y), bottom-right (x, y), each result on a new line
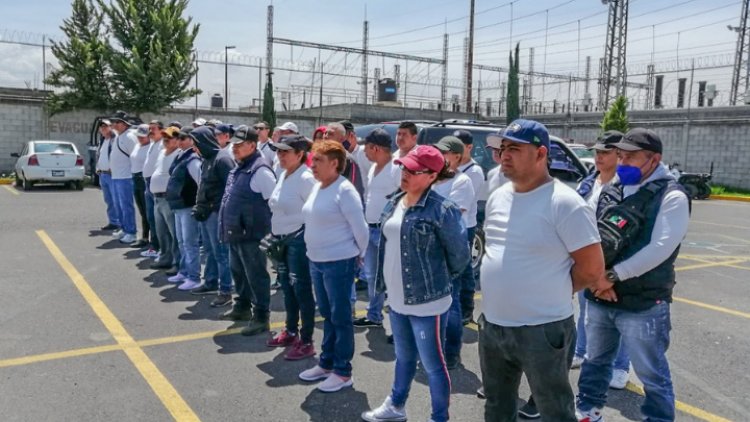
top-left (417, 120), bottom-right (590, 273)
top-left (354, 121), bottom-right (438, 150)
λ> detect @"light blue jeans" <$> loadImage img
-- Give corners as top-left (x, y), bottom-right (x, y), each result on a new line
top-left (173, 208), bottom-right (200, 281)
top-left (576, 291), bottom-right (631, 372)
top-left (99, 173), bottom-right (120, 227)
top-left (577, 301), bottom-right (674, 422)
top-left (200, 211), bottom-right (231, 293)
top-left (111, 177), bottom-right (136, 235)
top-left (363, 226), bottom-right (385, 323)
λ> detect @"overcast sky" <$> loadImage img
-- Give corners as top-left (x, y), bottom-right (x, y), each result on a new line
top-left (0, 0), bottom-right (743, 110)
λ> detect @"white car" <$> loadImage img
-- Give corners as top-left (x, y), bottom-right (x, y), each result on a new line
top-left (11, 140), bottom-right (85, 191)
top-left (568, 143), bottom-right (596, 172)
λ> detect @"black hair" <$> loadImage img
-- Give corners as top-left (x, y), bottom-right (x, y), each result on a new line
top-left (432, 161), bottom-right (456, 184)
top-left (398, 121), bottom-right (417, 135)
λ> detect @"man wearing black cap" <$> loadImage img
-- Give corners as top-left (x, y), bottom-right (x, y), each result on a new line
top-left (219, 125), bottom-right (277, 336)
top-left (577, 128), bottom-right (690, 422)
top-left (353, 128), bottom-right (401, 329)
top-left (108, 111), bottom-right (139, 244)
top-left (189, 126), bottom-right (236, 306)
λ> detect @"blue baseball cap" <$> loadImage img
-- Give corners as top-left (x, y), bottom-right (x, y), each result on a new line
top-left (488, 119), bottom-right (550, 150)
top-left (213, 124), bottom-right (235, 136)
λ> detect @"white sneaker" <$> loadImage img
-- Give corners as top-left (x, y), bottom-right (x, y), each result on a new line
top-left (119, 233), bottom-right (136, 244)
top-left (140, 248), bottom-right (159, 258)
top-left (317, 373), bottom-right (353, 393)
top-left (112, 229), bottom-right (124, 239)
top-left (178, 279), bottom-right (201, 291)
top-left (609, 369), bottom-right (629, 390)
top-left (361, 396), bottom-right (407, 422)
top-left (572, 355), bottom-right (585, 369)
top-left (167, 273), bottom-right (187, 283)
top-left (576, 406), bottom-right (604, 422)
top-left (299, 365), bottom-right (332, 382)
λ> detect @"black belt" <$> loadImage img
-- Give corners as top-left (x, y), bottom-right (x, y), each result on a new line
top-left (97, 170), bottom-right (111, 174)
top-left (153, 192), bottom-right (167, 198)
top-left (132, 172), bottom-right (143, 178)
top-left (368, 223), bottom-right (380, 228)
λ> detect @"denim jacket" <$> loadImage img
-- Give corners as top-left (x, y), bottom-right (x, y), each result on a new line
top-left (375, 188), bottom-right (471, 305)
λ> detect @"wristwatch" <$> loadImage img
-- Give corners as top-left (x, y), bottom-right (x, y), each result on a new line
top-left (605, 269), bottom-right (620, 283)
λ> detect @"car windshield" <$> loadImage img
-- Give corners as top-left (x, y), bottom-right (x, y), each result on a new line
top-left (34, 143), bottom-right (75, 154)
top-left (571, 147), bottom-right (594, 159)
top-left (417, 127), bottom-right (495, 174)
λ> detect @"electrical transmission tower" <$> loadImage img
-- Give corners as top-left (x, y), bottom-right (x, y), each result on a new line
top-left (598, 0), bottom-right (629, 111)
top-left (730, 0), bottom-right (750, 106)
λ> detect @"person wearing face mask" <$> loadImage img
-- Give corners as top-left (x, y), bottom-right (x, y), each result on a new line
top-left (576, 128), bottom-right (690, 422)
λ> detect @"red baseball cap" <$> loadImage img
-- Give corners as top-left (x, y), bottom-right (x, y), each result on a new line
top-left (395, 145), bottom-right (445, 173)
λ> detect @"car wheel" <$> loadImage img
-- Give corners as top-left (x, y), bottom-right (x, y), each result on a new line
top-left (683, 183), bottom-right (699, 200)
top-left (22, 175), bottom-right (32, 191)
top-left (75, 181), bottom-right (84, 191)
top-left (14, 173), bottom-right (21, 187)
top-left (471, 227), bottom-right (485, 276)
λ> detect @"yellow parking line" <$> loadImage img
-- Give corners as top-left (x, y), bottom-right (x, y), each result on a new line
top-left (673, 297), bottom-right (750, 319)
top-left (36, 230), bottom-right (200, 422)
top-left (2, 185), bottom-right (19, 195)
top-left (679, 256), bottom-right (750, 271)
top-left (674, 259), bottom-right (749, 272)
top-left (0, 344), bottom-right (122, 369)
top-left (692, 220), bottom-right (750, 230)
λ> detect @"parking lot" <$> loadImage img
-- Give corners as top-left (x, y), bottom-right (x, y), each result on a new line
top-left (1, 183), bottom-right (748, 421)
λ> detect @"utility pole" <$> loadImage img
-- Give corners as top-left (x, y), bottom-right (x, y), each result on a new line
top-left (441, 32), bottom-right (448, 109)
top-left (645, 64), bottom-right (655, 110)
top-left (465, 0), bottom-right (475, 113)
top-left (528, 48), bottom-right (534, 112)
top-left (266, 4), bottom-right (274, 77)
top-left (598, 0), bottom-right (629, 110)
top-left (584, 56), bottom-right (591, 111)
top-left (362, 20), bottom-right (369, 106)
top-left (730, 0), bottom-right (750, 105)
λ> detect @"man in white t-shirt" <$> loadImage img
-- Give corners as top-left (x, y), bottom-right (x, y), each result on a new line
top-left (353, 128), bottom-right (401, 329)
top-left (130, 124), bottom-right (152, 248)
top-left (479, 119), bottom-right (604, 421)
top-left (95, 119), bottom-right (120, 231)
top-left (254, 120), bottom-right (275, 166)
top-left (340, 120), bottom-right (373, 177)
top-left (108, 111), bottom-right (139, 244)
top-left (140, 120), bottom-right (165, 258)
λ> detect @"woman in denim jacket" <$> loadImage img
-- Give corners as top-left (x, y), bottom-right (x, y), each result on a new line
top-left (362, 145), bottom-right (471, 422)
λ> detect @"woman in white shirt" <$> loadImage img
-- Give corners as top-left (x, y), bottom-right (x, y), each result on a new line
top-left (298, 141), bottom-right (368, 393)
top-left (266, 135), bottom-right (317, 361)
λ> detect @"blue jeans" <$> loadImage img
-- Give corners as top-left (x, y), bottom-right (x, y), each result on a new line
top-left (310, 257), bottom-right (357, 378)
top-left (575, 291), bottom-right (631, 372)
top-left (144, 178), bottom-right (159, 250)
top-left (200, 212), bottom-right (231, 293)
top-left (99, 173), bottom-right (120, 227)
top-left (277, 231), bottom-right (316, 344)
top-left (111, 177), bottom-right (136, 235)
top-left (363, 226), bottom-right (385, 323)
top-left (577, 301), bottom-right (674, 422)
top-left (173, 208), bottom-right (200, 281)
top-left (390, 309), bottom-right (450, 422)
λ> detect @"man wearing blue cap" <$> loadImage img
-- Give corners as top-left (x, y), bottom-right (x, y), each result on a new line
top-left (478, 119), bottom-right (605, 421)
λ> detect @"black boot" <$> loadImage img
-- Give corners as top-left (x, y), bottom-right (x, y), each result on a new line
top-left (241, 310), bottom-right (270, 336)
top-left (220, 305), bottom-right (253, 321)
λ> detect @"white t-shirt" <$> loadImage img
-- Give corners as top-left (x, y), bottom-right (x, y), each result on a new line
top-left (142, 140), bottom-right (163, 178)
top-left (486, 166), bottom-right (510, 195)
top-left (96, 137), bottom-right (113, 172)
top-left (431, 173), bottom-right (475, 227)
top-left (258, 141), bottom-right (274, 166)
top-left (458, 160), bottom-right (486, 228)
top-left (130, 142), bottom-right (150, 174)
top-left (110, 129), bottom-right (138, 179)
top-left (302, 175), bottom-right (369, 262)
top-left (149, 149), bottom-right (179, 193)
top-left (269, 165), bottom-right (316, 235)
top-left (249, 166), bottom-right (276, 200)
top-left (365, 161), bottom-right (401, 224)
top-left (383, 199), bottom-right (452, 316)
top-left (480, 179), bottom-right (601, 327)
top-left (352, 145), bottom-right (373, 177)
top-left (392, 144), bottom-right (418, 160)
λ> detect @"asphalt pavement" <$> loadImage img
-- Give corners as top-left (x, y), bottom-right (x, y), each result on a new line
top-left (0, 183), bottom-right (748, 421)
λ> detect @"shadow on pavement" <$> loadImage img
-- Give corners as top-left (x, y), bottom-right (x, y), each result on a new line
top-left (300, 387), bottom-right (370, 422)
top-left (212, 329), bottom-right (271, 355)
top-left (358, 328), bottom-right (395, 363)
top-left (257, 349), bottom-right (319, 388)
top-left (600, 387), bottom-right (644, 421)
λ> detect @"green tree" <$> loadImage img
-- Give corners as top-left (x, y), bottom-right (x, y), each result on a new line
top-left (98, 0), bottom-right (200, 114)
top-left (262, 74), bottom-right (277, 130)
top-left (600, 95), bottom-right (630, 133)
top-left (45, 0), bottom-right (113, 114)
top-left (506, 42), bottom-right (520, 123)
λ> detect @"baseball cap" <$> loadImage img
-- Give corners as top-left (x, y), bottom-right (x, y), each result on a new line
top-left (110, 110), bottom-right (130, 124)
top-left (178, 127), bottom-right (194, 139)
top-left (395, 145), bottom-right (446, 174)
top-left (168, 121), bottom-right (183, 129)
top-left (452, 129), bottom-right (473, 145)
top-left (231, 125), bottom-right (258, 143)
top-left (192, 118), bottom-right (207, 127)
top-left (135, 124), bottom-right (150, 137)
top-left (206, 118), bottom-right (222, 127)
top-left (364, 128), bottom-right (392, 148)
top-left (590, 130), bottom-right (624, 151)
top-left (339, 120), bottom-right (355, 133)
top-left (161, 127), bottom-right (181, 138)
top-left (487, 119), bottom-right (550, 150)
top-left (434, 136), bottom-right (465, 154)
top-left (213, 124), bottom-right (234, 136)
top-left (149, 119), bottom-right (164, 129)
top-left (278, 122), bottom-right (299, 133)
top-left (98, 119), bottom-right (111, 127)
top-left (270, 134), bottom-right (312, 152)
top-left (612, 128), bottom-right (662, 154)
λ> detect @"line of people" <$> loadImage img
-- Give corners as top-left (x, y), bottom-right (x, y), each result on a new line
top-left (94, 111), bottom-right (689, 422)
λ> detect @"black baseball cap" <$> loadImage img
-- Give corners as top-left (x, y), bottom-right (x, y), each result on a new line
top-left (339, 120), bottom-right (355, 133)
top-left (270, 134), bottom-right (312, 152)
top-left (590, 130), bottom-right (624, 151)
top-left (364, 128), bottom-right (392, 148)
top-left (452, 129), bottom-right (473, 145)
top-left (110, 110), bottom-right (130, 124)
top-left (230, 125), bottom-right (258, 143)
top-left (613, 128), bottom-right (662, 154)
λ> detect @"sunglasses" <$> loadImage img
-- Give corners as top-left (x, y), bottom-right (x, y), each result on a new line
top-left (253, 126), bottom-right (268, 130)
top-left (399, 163), bottom-right (433, 175)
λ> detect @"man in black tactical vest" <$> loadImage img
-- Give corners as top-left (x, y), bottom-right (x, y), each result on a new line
top-left (218, 125), bottom-right (278, 337)
top-left (576, 128), bottom-right (691, 422)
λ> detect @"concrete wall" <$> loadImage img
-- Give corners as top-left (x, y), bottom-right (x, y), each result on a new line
top-left (1, 94), bottom-right (748, 189)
